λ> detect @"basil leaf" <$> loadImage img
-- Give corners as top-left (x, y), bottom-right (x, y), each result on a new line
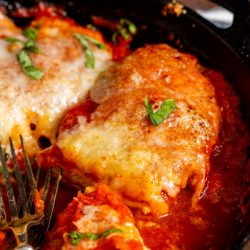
top-left (69, 228), bottom-right (123, 246)
top-left (120, 19), bottom-right (137, 34)
top-left (76, 34), bottom-right (105, 49)
top-left (6, 26), bottom-right (43, 80)
top-left (22, 27), bottom-right (38, 40)
top-left (5, 37), bottom-right (23, 44)
top-left (74, 34), bottom-right (95, 69)
top-left (22, 65), bottom-right (44, 80)
top-left (99, 228), bottom-right (122, 238)
top-left (17, 50), bottom-right (44, 80)
top-left (113, 19), bottom-right (137, 42)
top-left (4, 152), bottom-right (9, 161)
top-left (128, 22), bottom-right (137, 34)
top-left (2, 148), bottom-right (9, 161)
top-left (145, 96), bottom-right (153, 114)
top-left (23, 40), bottom-right (40, 54)
top-left (86, 24), bottom-right (98, 31)
top-left (117, 26), bottom-right (130, 40)
top-left (17, 50), bottom-right (32, 68)
top-left (145, 96), bottom-right (176, 126)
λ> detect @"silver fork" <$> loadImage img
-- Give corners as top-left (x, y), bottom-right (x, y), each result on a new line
top-left (0, 136), bottom-right (62, 249)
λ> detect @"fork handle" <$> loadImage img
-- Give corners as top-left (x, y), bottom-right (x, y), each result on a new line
top-left (15, 245), bottom-right (34, 250)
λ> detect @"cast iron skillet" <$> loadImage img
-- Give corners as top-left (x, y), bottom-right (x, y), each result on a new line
top-left (1, 0), bottom-right (250, 249)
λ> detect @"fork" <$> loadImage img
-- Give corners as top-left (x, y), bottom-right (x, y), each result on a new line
top-left (0, 136), bottom-right (62, 249)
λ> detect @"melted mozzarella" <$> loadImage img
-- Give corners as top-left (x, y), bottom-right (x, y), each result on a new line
top-left (58, 118), bottom-right (165, 214)
top-left (56, 44), bottom-right (221, 215)
top-left (0, 11), bottom-right (20, 37)
top-left (0, 16), bottom-right (111, 154)
top-left (62, 204), bottom-right (146, 250)
top-left (43, 186), bottom-right (149, 249)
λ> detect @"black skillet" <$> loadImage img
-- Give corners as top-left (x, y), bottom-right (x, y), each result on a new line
top-left (0, 0), bottom-right (250, 249)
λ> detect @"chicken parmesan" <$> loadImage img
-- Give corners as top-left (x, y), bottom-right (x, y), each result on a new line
top-left (0, 2), bottom-right (249, 250)
top-left (38, 44), bottom-right (221, 215)
top-left (0, 12), bottom-right (111, 155)
top-left (43, 185), bottom-right (148, 250)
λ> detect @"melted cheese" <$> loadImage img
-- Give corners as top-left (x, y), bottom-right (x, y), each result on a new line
top-left (58, 118), bottom-right (165, 214)
top-left (62, 204), bottom-right (146, 250)
top-left (56, 45), bottom-right (221, 215)
top-left (0, 11), bottom-right (20, 37)
top-left (0, 16), bottom-right (111, 154)
top-left (45, 186), bottom-right (149, 250)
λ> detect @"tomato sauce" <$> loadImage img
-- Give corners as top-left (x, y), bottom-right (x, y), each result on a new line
top-left (31, 68), bottom-right (249, 250)
top-left (0, 73), bottom-right (248, 250)
top-left (133, 69), bottom-right (249, 250)
top-left (35, 68), bottom-right (248, 250)
top-left (59, 98), bottom-right (99, 132)
top-left (91, 16), bottom-right (134, 60)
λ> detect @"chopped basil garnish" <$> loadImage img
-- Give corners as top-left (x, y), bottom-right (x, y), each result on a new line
top-left (74, 34), bottom-right (95, 69)
top-left (69, 228), bottom-right (123, 246)
top-left (145, 96), bottom-right (176, 126)
top-left (23, 40), bottom-right (40, 54)
top-left (17, 50), bottom-right (44, 80)
top-left (4, 152), bottom-right (9, 161)
top-left (76, 34), bottom-right (105, 49)
top-left (74, 33), bottom-right (105, 69)
top-left (86, 24), bottom-right (98, 31)
top-left (119, 19), bottom-right (137, 35)
top-left (112, 19), bottom-right (137, 43)
top-left (2, 148), bottom-right (9, 161)
top-left (5, 37), bottom-right (23, 44)
top-left (22, 27), bottom-right (38, 40)
top-left (6, 27), bottom-right (43, 80)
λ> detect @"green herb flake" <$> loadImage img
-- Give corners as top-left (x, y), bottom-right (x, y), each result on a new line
top-left (75, 34), bottom-right (105, 49)
top-left (113, 19), bottom-right (137, 42)
top-left (145, 96), bottom-right (176, 126)
top-left (23, 40), bottom-right (40, 54)
top-left (5, 26), bottom-right (43, 80)
top-left (22, 27), bottom-right (38, 40)
top-left (4, 152), bottom-right (9, 161)
top-left (17, 50), bottom-right (44, 80)
top-left (128, 22), bottom-right (137, 34)
top-left (5, 37), bottom-right (23, 44)
top-left (117, 26), bottom-right (130, 40)
top-left (74, 34), bottom-right (95, 69)
top-left (2, 148), bottom-right (9, 161)
top-left (120, 19), bottom-right (137, 34)
top-left (86, 24), bottom-right (98, 31)
top-left (69, 228), bottom-right (123, 246)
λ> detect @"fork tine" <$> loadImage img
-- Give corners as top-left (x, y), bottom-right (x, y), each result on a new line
top-left (41, 167), bottom-right (52, 201)
top-left (9, 138), bottom-right (29, 216)
top-left (20, 135), bottom-right (38, 210)
top-left (0, 146), bottom-right (18, 219)
top-left (35, 167), bottom-right (41, 184)
top-left (45, 167), bottom-right (62, 230)
top-left (0, 184), bottom-right (7, 222)
top-left (20, 135), bottom-right (37, 193)
top-left (16, 176), bottom-right (27, 213)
